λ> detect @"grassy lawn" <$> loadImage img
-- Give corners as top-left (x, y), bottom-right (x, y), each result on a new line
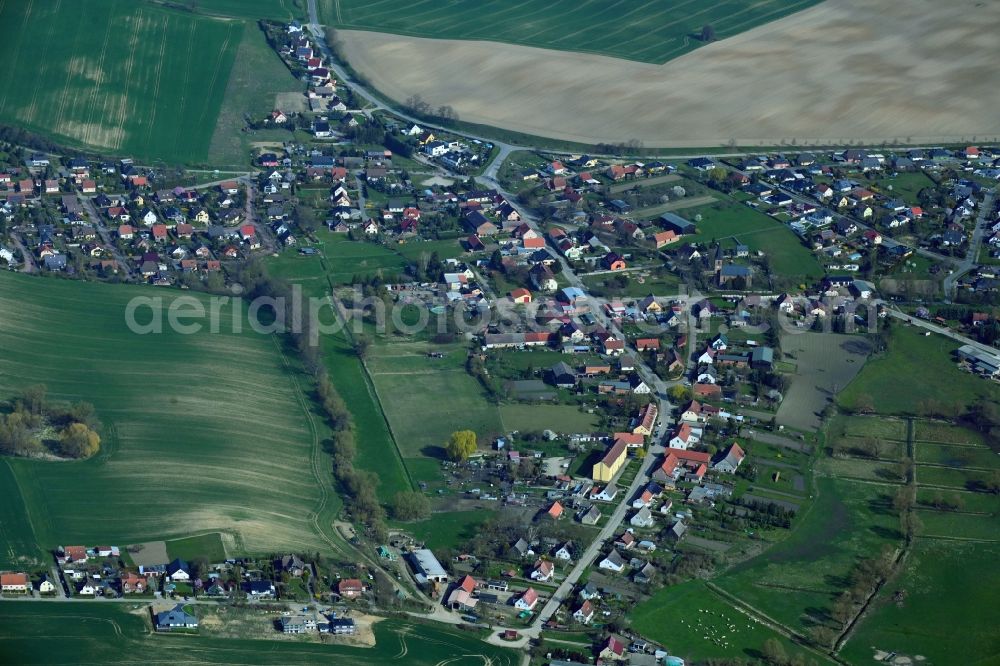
top-left (394, 239), bottom-right (465, 263)
top-left (322, 235), bottom-right (411, 284)
top-left (208, 21), bottom-right (303, 166)
top-left (915, 441), bottom-right (999, 468)
top-left (632, 581), bottom-right (830, 664)
top-left (265, 243), bottom-right (413, 499)
top-left (392, 510), bottom-right (497, 552)
top-left (0, 272), bottom-right (336, 556)
top-left (322, 0), bottom-right (822, 65)
top-left (864, 170), bottom-right (936, 206)
top-left (915, 510), bottom-right (1000, 541)
top-left (914, 421), bottom-right (986, 445)
top-left (498, 404), bottom-right (599, 433)
top-left (836, 415), bottom-right (908, 441)
top-left (166, 533), bottom-right (228, 564)
top-left (916, 465), bottom-right (991, 491)
top-left (819, 457), bottom-right (901, 483)
top-left (840, 540), bottom-right (1000, 664)
top-left (0, 0), bottom-right (241, 163)
top-left (916, 488), bottom-right (999, 514)
top-left (840, 324), bottom-right (1000, 415)
top-left (685, 199), bottom-right (823, 280)
top-left (581, 270), bottom-right (681, 298)
top-left (0, 602), bottom-right (518, 666)
top-left (717, 477), bottom-right (903, 635)
top-left (368, 340), bottom-right (503, 473)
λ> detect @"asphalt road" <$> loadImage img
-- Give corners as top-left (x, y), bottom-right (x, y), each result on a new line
top-left (943, 189), bottom-right (996, 298)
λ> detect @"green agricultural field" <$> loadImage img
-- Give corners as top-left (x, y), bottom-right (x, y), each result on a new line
top-left (684, 199), bottom-right (823, 279)
top-left (165, 533), bottom-right (228, 563)
top-left (0, 272), bottom-right (337, 556)
top-left (0, 602), bottom-right (517, 666)
top-left (393, 509), bottom-right (497, 551)
top-left (840, 540), bottom-right (1000, 664)
top-left (498, 404), bottom-right (600, 433)
top-left (840, 325), bottom-right (1000, 415)
top-left (632, 581), bottom-right (830, 664)
top-left (0, 0), bottom-right (242, 164)
top-left (367, 340), bottom-right (503, 479)
top-left (0, 460), bottom-right (47, 569)
top-left (322, 0), bottom-right (822, 64)
top-left (193, 0), bottom-right (306, 20)
top-left (717, 477), bottom-right (904, 635)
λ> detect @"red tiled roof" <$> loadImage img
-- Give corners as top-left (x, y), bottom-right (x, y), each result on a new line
top-left (0, 573), bottom-right (28, 586)
top-left (668, 447), bottom-right (711, 464)
top-left (458, 574), bottom-right (477, 593)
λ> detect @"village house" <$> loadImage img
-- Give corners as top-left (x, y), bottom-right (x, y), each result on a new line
top-left (713, 442), bottom-right (746, 473)
top-left (514, 587), bottom-right (539, 611)
top-left (0, 572), bottom-right (29, 594)
top-left (156, 604), bottom-right (199, 632)
top-left (530, 559), bottom-right (555, 582)
top-left (598, 550), bottom-right (625, 573)
top-left (336, 578), bottom-right (364, 599)
top-left (447, 575), bottom-right (478, 612)
top-left (573, 599), bottom-right (595, 624)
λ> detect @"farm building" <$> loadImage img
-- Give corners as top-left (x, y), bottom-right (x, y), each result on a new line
top-left (409, 549), bottom-right (448, 584)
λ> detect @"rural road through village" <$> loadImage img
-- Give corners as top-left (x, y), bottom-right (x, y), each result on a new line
top-left (306, 0), bottom-right (687, 639)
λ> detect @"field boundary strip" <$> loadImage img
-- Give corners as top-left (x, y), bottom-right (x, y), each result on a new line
top-left (268, 333), bottom-right (345, 555)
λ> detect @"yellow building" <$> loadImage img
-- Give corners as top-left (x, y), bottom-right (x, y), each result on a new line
top-left (592, 439), bottom-right (628, 482)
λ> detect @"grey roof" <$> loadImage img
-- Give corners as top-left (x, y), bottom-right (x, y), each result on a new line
top-left (602, 549), bottom-right (625, 567)
top-left (550, 362), bottom-right (576, 382)
top-left (156, 603), bottom-right (197, 628)
top-left (410, 548), bottom-right (447, 578)
top-left (720, 264), bottom-right (751, 277)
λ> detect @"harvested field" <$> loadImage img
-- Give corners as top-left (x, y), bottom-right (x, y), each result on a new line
top-left (324, 0), bottom-right (821, 64)
top-left (336, 0), bottom-right (1000, 147)
top-left (776, 333), bottom-right (870, 431)
top-left (126, 542), bottom-right (168, 568)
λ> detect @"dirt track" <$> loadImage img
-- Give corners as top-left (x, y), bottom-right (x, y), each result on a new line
top-left (337, 0), bottom-right (1000, 147)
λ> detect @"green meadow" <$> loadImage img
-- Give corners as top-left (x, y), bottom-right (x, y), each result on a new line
top-left (840, 325), bottom-right (1000, 415)
top-left (840, 539), bottom-right (1000, 664)
top-left (686, 199), bottom-right (824, 280)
